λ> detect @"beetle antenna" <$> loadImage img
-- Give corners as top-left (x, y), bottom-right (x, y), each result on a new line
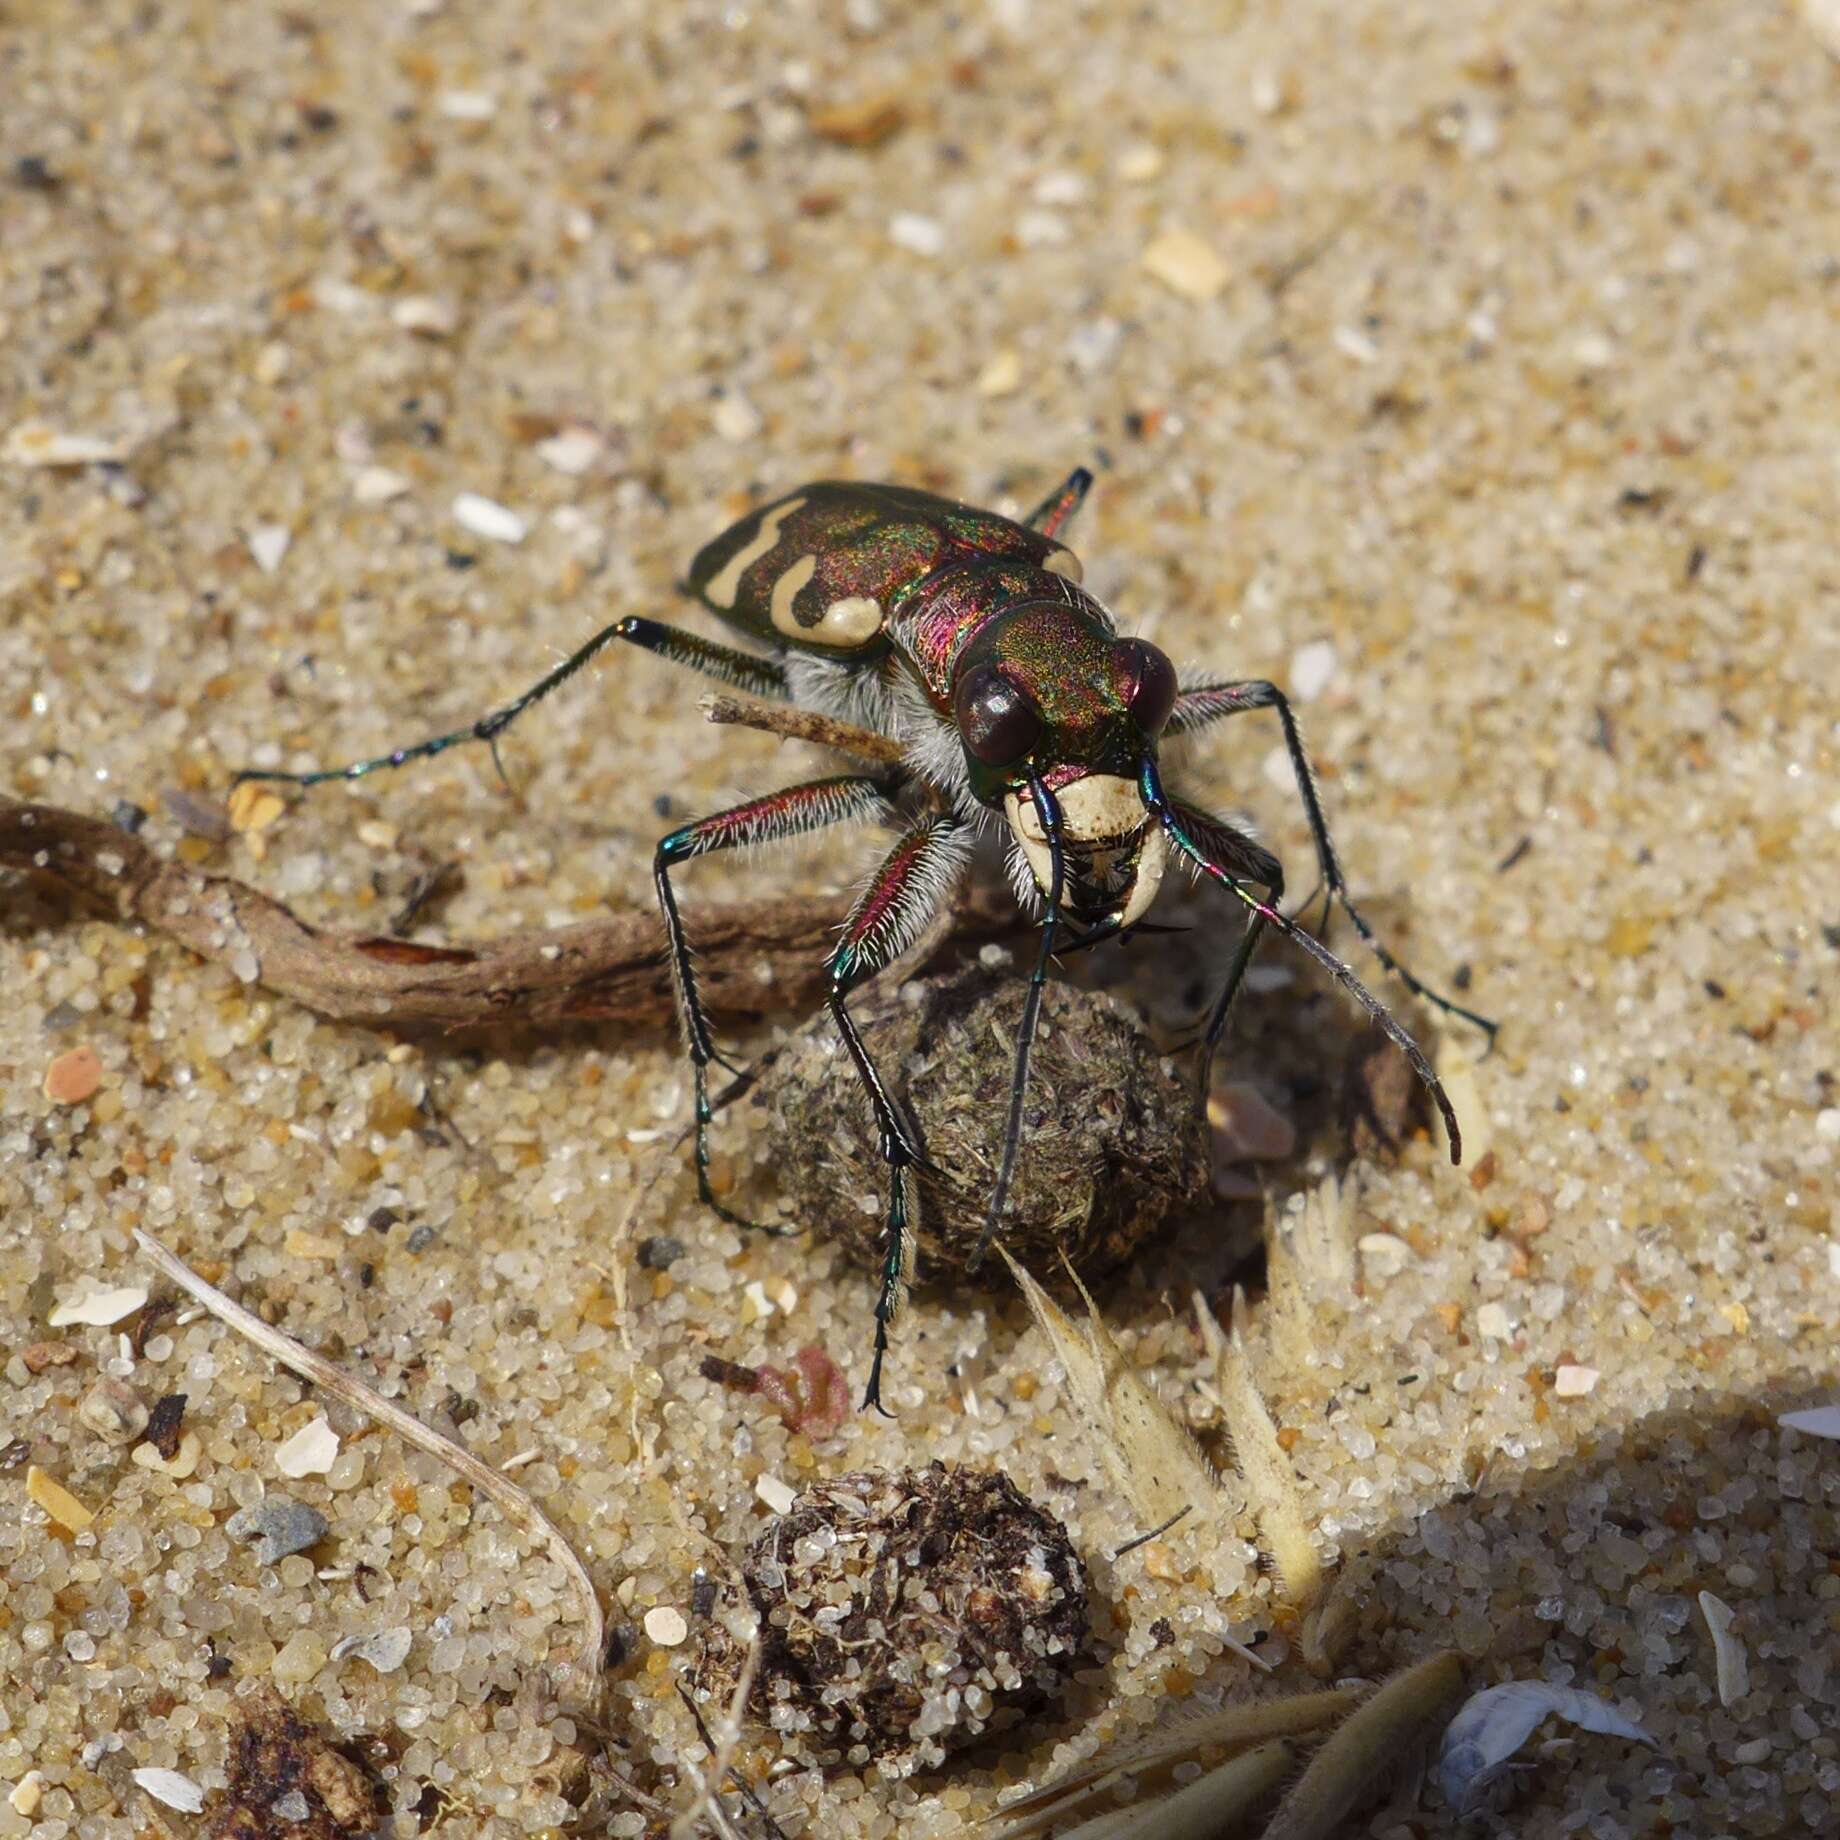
top-left (1138, 757), bottom-right (1462, 1163)
top-left (968, 776), bottom-right (1065, 1272)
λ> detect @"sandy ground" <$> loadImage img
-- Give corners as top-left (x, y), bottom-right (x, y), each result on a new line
top-left (3, 1), bottom-right (1838, 1835)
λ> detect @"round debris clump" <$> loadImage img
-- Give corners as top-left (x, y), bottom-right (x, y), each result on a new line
top-left (692, 1462), bottom-right (1088, 1777)
top-left (769, 962), bottom-right (1208, 1280)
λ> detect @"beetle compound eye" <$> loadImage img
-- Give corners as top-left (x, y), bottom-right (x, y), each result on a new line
top-left (955, 665), bottom-right (1044, 767)
top-left (1118, 638), bottom-right (1178, 735)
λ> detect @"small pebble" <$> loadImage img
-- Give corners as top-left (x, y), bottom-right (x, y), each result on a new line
top-left (975, 349), bottom-right (1023, 397)
top-left (130, 1768), bottom-right (205, 1814)
top-left (246, 524), bottom-right (291, 574)
top-left (275, 1417), bottom-right (340, 1478)
top-left (227, 781), bottom-right (285, 835)
top-left (888, 211), bottom-right (946, 257)
top-left (452, 492), bottom-right (527, 544)
top-left (43, 1046), bottom-right (104, 1106)
top-left (161, 787), bottom-right (232, 841)
top-left (110, 800), bottom-right (148, 834)
top-left (644, 1605), bottom-right (689, 1647)
top-left (78, 1378), bottom-right (149, 1445)
top-left (48, 1282), bottom-right (145, 1327)
top-left (391, 295), bottom-right (459, 336)
top-left (271, 1631), bottom-right (329, 1685)
top-left (1208, 1081), bottom-right (1297, 1163)
top-left (145, 1393), bottom-right (187, 1461)
top-left (755, 1474), bottom-right (797, 1515)
top-left (534, 424), bottom-right (606, 474)
top-left (1117, 143), bottom-right (1164, 182)
top-left (712, 392), bottom-right (762, 443)
top-left (228, 1497), bottom-right (330, 1565)
top-left (131, 1430), bottom-right (202, 1479)
top-left (1141, 228), bottom-right (1229, 301)
top-left (273, 1789), bottom-right (312, 1821)
top-left (1476, 1302), bottom-right (1514, 1341)
top-left (351, 464), bottom-right (410, 503)
top-left (437, 89), bottom-right (496, 120)
top-left (1289, 639), bottom-right (1339, 702)
top-left (1553, 1364), bottom-right (1599, 1398)
top-left (8, 1774), bottom-right (43, 1816)
top-left (1357, 1232), bottom-right (1414, 1279)
top-left (636, 1235), bottom-right (683, 1270)
top-left (26, 1465), bottom-right (94, 1531)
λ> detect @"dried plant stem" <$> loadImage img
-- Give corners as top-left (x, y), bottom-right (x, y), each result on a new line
top-left (1082, 1737), bottom-right (1295, 1840)
top-left (131, 1228), bottom-right (605, 1703)
top-left (1260, 1651), bottom-right (1465, 1840)
top-left (1194, 1288), bottom-right (1325, 1611)
top-left (702, 692), bottom-right (907, 768)
top-left (1, 797), bottom-right (1015, 1033)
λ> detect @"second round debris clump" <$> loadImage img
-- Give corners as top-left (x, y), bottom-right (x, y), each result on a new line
top-left (693, 1462), bottom-right (1088, 1777)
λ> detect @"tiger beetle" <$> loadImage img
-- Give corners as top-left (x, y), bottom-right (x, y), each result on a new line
top-left (234, 469), bottom-right (1493, 1413)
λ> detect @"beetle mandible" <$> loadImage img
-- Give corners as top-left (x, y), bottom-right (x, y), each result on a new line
top-left (235, 469), bottom-right (1492, 1412)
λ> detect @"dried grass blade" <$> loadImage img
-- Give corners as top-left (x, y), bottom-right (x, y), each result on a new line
top-left (1195, 1288), bottom-right (1323, 1609)
top-left (132, 1229), bottom-right (605, 1702)
top-left (1261, 1650), bottom-right (1465, 1840)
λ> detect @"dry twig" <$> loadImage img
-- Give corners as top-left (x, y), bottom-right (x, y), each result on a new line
top-left (1, 797), bottom-right (1012, 1033)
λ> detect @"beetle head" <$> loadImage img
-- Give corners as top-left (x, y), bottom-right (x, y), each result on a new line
top-left (951, 603), bottom-right (1178, 927)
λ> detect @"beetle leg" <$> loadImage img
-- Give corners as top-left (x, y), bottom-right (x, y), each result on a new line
top-left (1024, 465), bottom-right (1094, 539)
top-left (658, 775), bottom-right (902, 1234)
top-left (825, 814), bottom-right (971, 1414)
top-left (1161, 800), bottom-right (1287, 1099)
top-left (1140, 761), bottom-right (1462, 1163)
top-left (231, 616), bottom-right (786, 794)
top-left (1166, 676), bottom-right (1497, 1041)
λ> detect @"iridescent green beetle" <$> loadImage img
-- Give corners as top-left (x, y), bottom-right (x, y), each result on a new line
top-left (236, 469), bottom-right (1489, 1411)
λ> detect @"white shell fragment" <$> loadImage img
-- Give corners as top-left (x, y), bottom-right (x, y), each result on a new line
top-left (534, 425), bottom-right (606, 474)
top-left (1141, 228), bottom-right (1229, 301)
top-left (130, 1768), bottom-right (206, 1814)
top-left (246, 524), bottom-right (291, 574)
top-left (643, 1606), bottom-right (689, 1647)
top-left (351, 464), bottom-right (410, 503)
top-left (275, 1416), bottom-right (340, 1478)
top-left (331, 1625), bottom-right (413, 1672)
top-left (755, 1474), bottom-right (797, 1515)
top-left (48, 1284), bottom-right (148, 1328)
top-left (391, 295), bottom-right (459, 336)
top-left (1435, 1681), bottom-right (1656, 1813)
top-left (888, 211), bottom-right (946, 257)
top-left (712, 392), bottom-right (763, 443)
top-left (452, 492), bottom-right (527, 544)
top-left (1779, 1404), bottom-right (1840, 1440)
top-left (1289, 639), bottom-right (1339, 702)
top-left (1699, 1590), bottom-right (1749, 1706)
top-left (3, 422), bottom-right (130, 467)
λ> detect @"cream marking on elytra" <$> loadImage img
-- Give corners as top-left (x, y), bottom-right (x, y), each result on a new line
top-left (1042, 546), bottom-right (1083, 582)
top-left (768, 553), bottom-right (819, 635)
top-left (817, 594), bottom-right (885, 644)
top-left (704, 495), bottom-right (807, 609)
top-left (1005, 773), bottom-right (1167, 927)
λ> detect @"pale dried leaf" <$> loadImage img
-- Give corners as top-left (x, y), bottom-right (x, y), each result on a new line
top-left (1266, 1651), bottom-right (1465, 1840)
top-left (1434, 1679), bottom-right (1656, 1814)
top-left (987, 1690), bottom-right (1353, 1837)
top-left (1196, 1288), bottom-right (1323, 1610)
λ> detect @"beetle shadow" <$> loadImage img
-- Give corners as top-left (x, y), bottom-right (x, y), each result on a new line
top-left (920, 1374), bottom-right (1838, 1833)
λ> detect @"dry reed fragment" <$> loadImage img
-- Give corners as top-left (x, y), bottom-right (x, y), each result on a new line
top-left (131, 1229), bottom-right (605, 1703)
